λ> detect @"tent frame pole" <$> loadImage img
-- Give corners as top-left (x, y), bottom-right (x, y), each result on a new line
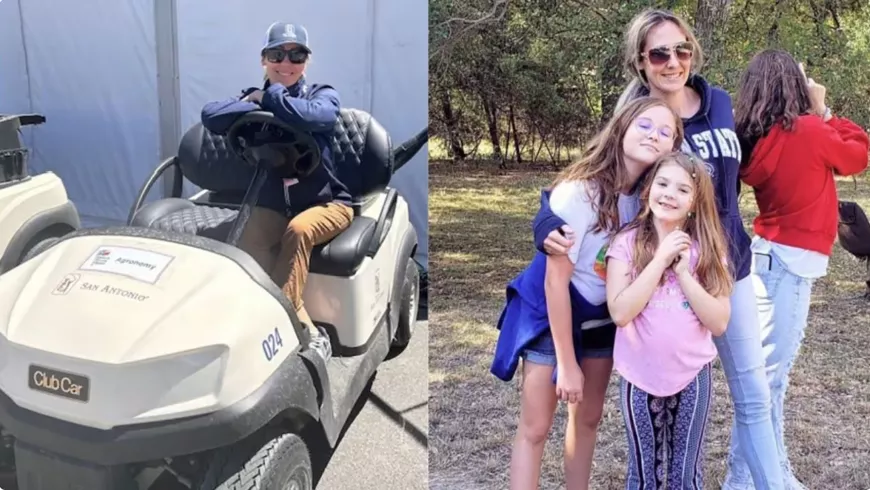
top-left (154, 0), bottom-right (182, 198)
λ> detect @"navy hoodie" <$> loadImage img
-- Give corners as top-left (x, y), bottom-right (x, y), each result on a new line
top-left (200, 77), bottom-right (353, 216)
top-left (533, 75), bottom-right (752, 282)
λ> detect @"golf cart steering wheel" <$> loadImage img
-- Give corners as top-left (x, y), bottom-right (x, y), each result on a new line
top-left (221, 112), bottom-right (322, 248)
top-left (226, 110), bottom-right (322, 178)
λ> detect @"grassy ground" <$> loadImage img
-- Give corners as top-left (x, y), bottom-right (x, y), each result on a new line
top-left (429, 160), bottom-right (870, 490)
top-left (428, 137), bottom-right (584, 163)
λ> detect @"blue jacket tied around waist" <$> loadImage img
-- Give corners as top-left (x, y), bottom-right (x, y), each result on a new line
top-left (490, 249), bottom-right (610, 382)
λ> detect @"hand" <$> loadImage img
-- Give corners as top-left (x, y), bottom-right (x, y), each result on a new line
top-left (543, 225), bottom-right (574, 256)
top-left (555, 362), bottom-right (584, 404)
top-left (799, 63), bottom-right (827, 116)
top-left (244, 89), bottom-right (264, 103)
top-left (654, 229), bottom-right (691, 266)
top-left (672, 246), bottom-right (691, 276)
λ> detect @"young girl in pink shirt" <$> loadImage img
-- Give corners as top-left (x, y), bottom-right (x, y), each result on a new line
top-left (605, 151), bottom-right (733, 489)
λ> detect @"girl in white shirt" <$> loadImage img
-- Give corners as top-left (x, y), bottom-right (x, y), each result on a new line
top-left (493, 96), bottom-right (684, 489)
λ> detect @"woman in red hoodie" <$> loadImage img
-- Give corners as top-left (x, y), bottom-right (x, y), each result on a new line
top-left (734, 49), bottom-right (869, 488)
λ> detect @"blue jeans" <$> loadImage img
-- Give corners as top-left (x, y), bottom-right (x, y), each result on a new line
top-left (718, 276), bottom-right (785, 490)
top-left (725, 252), bottom-right (814, 489)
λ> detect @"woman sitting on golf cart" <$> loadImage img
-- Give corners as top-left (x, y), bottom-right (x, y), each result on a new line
top-left (200, 21), bottom-right (355, 362)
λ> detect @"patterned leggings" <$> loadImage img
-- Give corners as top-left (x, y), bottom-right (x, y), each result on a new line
top-left (620, 363), bottom-right (713, 490)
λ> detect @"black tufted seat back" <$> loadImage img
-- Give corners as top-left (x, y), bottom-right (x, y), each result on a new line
top-left (330, 108), bottom-right (393, 203)
top-left (177, 123), bottom-right (254, 194)
top-left (135, 108), bottom-right (397, 276)
top-left (175, 108), bottom-right (393, 205)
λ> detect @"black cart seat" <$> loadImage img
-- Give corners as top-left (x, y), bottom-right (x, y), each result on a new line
top-left (130, 108), bottom-right (395, 277)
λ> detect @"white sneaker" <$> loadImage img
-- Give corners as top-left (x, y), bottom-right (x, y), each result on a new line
top-left (308, 325), bottom-right (332, 361)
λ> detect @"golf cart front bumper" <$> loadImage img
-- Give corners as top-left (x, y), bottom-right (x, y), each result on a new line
top-left (0, 350), bottom-right (319, 468)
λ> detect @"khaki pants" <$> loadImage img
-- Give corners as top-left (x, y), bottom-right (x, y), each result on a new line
top-left (239, 202), bottom-right (354, 319)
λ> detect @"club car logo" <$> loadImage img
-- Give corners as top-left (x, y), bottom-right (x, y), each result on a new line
top-left (28, 365), bottom-right (90, 403)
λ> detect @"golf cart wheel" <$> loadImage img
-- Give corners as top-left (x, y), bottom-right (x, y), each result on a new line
top-left (198, 431), bottom-right (312, 490)
top-left (391, 256), bottom-right (420, 350)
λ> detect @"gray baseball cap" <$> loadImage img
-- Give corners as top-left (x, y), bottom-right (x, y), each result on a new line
top-left (262, 22), bottom-right (311, 53)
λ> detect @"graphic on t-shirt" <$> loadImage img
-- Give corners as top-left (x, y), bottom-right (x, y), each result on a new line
top-left (593, 244), bottom-right (608, 280)
top-left (647, 273), bottom-right (696, 312)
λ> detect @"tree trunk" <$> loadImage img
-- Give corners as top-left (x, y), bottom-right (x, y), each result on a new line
top-left (440, 91), bottom-right (466, 161)
top-left (694, 0), bottom-right (735, 70)
top-left (808, 0), bottom-right (831, 59)
top-left (509, 104), bottom-right (522, 163)
top-left (502, 127), bottom-right (511, 160)
top-left (482, 96), bottom-right (503, 161)
top-left (766, 0), bottom-right (786, 46)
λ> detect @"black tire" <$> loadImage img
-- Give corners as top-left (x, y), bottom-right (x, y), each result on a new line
top-left (198, 431), bottom-right (312, 490)
top-left (390, 256), bottom-right (420, 352)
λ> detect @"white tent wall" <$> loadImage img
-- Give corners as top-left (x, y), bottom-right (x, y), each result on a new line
top-left (0, 0), bottom-right (33, 121)
top-left (4, 0), bottom-right (161, 226)
top-left (1, 0), bottom-right (428, 270)
top-left (370, 0), bottom-right (429, 271)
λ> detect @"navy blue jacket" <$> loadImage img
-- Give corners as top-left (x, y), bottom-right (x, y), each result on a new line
top-left (201, 78), bottom-right (353, 216)
top-left (533, 75), bottom-right (751, 281)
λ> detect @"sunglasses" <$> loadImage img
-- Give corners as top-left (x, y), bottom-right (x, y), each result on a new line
top-left (641, 42), bottom-right (694, 66)
top-left (263, 48), bottom-right (309, 64)
top-left (634, 117), bottom-right (675, 140)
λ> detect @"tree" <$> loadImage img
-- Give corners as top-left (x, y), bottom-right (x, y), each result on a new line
top-left (429, 0), bottom-right (870, 163)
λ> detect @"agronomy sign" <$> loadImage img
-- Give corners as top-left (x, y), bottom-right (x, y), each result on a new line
top-left (79, 246), bottom-right (174, 284)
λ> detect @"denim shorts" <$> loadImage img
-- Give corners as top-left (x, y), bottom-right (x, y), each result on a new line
top-left (521, 325), bottom-right (615, 366)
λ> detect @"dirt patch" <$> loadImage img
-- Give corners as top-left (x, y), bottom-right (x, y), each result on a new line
top-left (429, 163), bottom-right (870, 489)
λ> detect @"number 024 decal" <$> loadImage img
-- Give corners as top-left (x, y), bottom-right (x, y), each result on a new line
top-left (262, 327), bottom-right (284, 361)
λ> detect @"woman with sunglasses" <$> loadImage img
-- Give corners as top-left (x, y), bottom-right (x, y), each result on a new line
top-left (200, 22), bottom-right (353, 363)
top-left (530, 8), bottom-right (787, 489)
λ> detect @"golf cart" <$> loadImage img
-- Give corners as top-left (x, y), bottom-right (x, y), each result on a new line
top-left (0, 114), bottom-right (80, 275)
top-left (0, 107), bottom-right (426, 489)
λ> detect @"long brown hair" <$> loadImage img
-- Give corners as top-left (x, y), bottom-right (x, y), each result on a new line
top-left (625, 151), bottom-right (733, 297)
top-left (734, 49), bottom-right (814, 164)
top-left (552, 97), bottom-right (684, 235)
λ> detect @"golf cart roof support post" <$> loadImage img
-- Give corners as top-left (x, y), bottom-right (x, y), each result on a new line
top-left (154, 0), bottom-right (182, 199)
